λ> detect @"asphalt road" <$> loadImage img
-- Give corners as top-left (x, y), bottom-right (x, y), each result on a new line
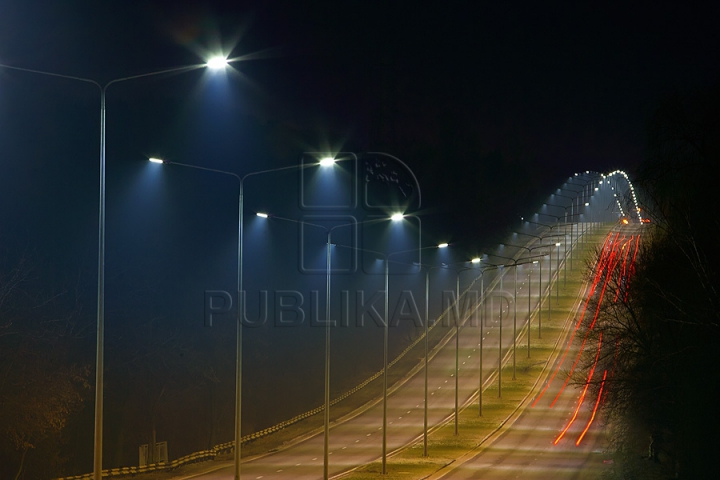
top-left (429, 224), bottom-right (642, 479)
top-left (180, 224), bottom-right (598, 480)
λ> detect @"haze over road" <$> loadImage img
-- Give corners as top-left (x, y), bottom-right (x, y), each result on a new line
top-left (183, 228), bottom-right (587, 479)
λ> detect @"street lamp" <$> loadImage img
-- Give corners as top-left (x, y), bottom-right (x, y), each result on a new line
top-left (534, 214), bottom-right (570, 294)
top-left (416, 245), bottom-right (453, 457)
top-left (437, 261), bottom-right (483, 435)
top-left (482, 254), bottom-right (542, 381)
top-left (554, 242), bottom-right (562, 304)
top-left (497, 246), bottom-right (530, 379)
top-left (262, 212), bottom-right (404, 478)
top-left (152, 154), bottom-right (342, 480)
top-left (519, 244), bottom-right (552, 342)
top-left (337, 235), bottom-right (449, 474)
top-left (0, 57), bottom-right (231, 480)
top-left (466, 263), bottom-right (503, 415)
top-left (480, 252), bottom-right (522, 379)
top-left (542, 204), bottom-right (575, 281)
top-left (523, 221), bottom-right (566, 325)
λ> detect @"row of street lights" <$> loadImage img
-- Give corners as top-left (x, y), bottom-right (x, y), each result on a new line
top-left (2, 53), bottom-right (601, 479)
top-left (149, 155), bottom-right (345, 479)
top-left (246, 209), bottom-right (570, 475)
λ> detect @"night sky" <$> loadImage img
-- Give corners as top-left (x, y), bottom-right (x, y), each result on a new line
top-left (1, 0), bottom-right (719, 473)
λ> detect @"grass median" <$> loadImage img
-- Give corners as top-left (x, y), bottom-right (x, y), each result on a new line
top-left (140, 228), bottom-right (610, 480)
top-left (342, 230), bottom-right (609, 479)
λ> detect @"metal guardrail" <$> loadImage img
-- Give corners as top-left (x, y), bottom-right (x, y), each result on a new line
top-left (54, 284), bottom-right (470, 480)
top-left (56, 229), bottom-right (584, 480)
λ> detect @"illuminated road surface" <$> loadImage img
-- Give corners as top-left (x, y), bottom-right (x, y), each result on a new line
top-left (431, 225), bottom-right (642, 479)
top-left (432, 313), bottom-right (609, 480)
top-left (181, 228), bottom-right (588, 480)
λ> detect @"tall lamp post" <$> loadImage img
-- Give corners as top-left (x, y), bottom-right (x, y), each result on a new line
top-left (542, 204), bottom-right (574, 283)
top-left (416, 249), bottom-right (458, 457)
top-left (440, 260), bottom-right (483, 435)
top-left (509, 239), bottom-right (539, 349)
top-left (336, 236), bottom-right (447, 474)
top-left (483, 255), bottom-right (544, 380)
top-left (535, 213), bottom-right (568, 302)
top-left (558, 186), bottom-right (584, 258)
top-left (550, 191), bottom-right (577, 264)
top-left (525, 220), bottom-right (566, 324)
top-left (467, 262), bottom-right (502, 416)
top-left (545, 201), bottom-right (577, 281)
top-left (497, 246), bottom-right (529, 380)
top-left (153, 154), bottom-right (340, 480)
top-left (520, 244), bottom-right (553, 342)
top-left (1, 57), bottom-right (232, 480)
top-left (264, 212), bottom-right (406, 478)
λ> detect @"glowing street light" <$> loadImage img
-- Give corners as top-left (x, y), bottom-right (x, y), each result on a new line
top-left (319, 157), bottom-right (336, 167)
top-left (260, 212), bottom-right (403, 478)
top-left (391, 212), bottom-right (405, 222)
top-left (0, 57), bottom-right (231, 480)
top-left (152, 155), bottom-right (341, 480)
top-left (206, 56), bottom-right (229, 69)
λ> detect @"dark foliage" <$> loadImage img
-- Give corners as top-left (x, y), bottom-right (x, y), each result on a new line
top-left (579, 83), bottom-right (720, 479)
top-left (0, 253), bottom-right (90, 480)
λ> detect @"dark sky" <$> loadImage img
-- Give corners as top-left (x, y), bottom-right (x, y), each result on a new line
top-left (2, 0), bottom-right (719, 272)
top-left (2, 1), bottom-right (719, 237)
top-left (2, 0), bottom-right (719, 469)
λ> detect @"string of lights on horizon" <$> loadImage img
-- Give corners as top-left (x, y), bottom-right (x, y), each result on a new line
top-left (601, 170), bottom-right (643, 223)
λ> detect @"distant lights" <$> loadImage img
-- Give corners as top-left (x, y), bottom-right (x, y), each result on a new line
top-left (471, 257), bottom-right (481, 264)
top-left (555, 242), bottom-right (561, 246)
top-left (603, 169), bottom-right (643, 222)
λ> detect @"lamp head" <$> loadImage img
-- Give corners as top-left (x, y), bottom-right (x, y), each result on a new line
top-left (148, 157), bottom-right (165, 164)
top-left (206, 56), bottom-right (228, 70)
top-left (471, 257), bottom-right (481, 264)
top-left (438, 243), bottom-right (449, 249)
top-left (256, 212), bottom-right (268, 218)
top-left (319, 157), bottom-right (335, 167)
top-left (391, 213), bottom-right (404, 222)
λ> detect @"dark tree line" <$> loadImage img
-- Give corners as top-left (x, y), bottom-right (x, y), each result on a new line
top-left (578, 83), bottom-right (720, 479)
top-left (0, 252), bottom-right (230, 477)
top-left (0, 253), bottom-right (90, 480)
